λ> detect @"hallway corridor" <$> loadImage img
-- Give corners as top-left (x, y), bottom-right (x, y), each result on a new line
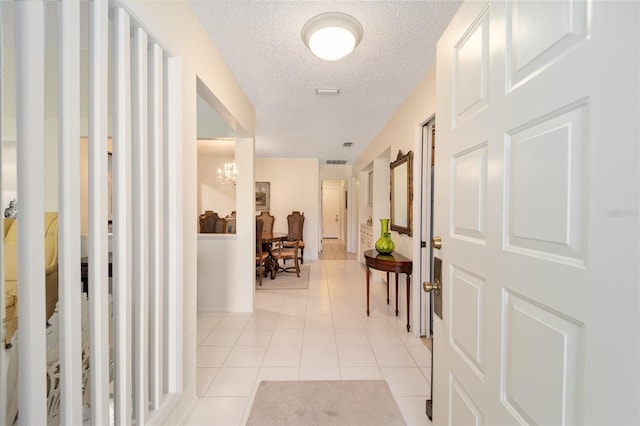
top-left (189, 258), bottom-right (431, 425)
top-left (318, 238), bottom-right (357, 261)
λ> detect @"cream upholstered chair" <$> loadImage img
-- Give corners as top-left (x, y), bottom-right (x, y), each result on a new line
top-left (4, 212), bottom-right (58, 345)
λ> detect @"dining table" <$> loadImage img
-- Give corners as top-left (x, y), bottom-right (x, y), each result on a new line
top-left (261, 231), bottom-right (288, 279)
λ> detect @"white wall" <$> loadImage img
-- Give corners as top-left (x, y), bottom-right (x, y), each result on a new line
top-left (255, 158), bottom-right (320, 260)
top-left (197, 156), bottom-right (236, 218)
top-left (319, 164), bottom-right (352, 180)
top-left (196, 138), bottom-right (254, 313)
top-left (373, 150), bottom-right (392, 241)
top-left (352, 66), bottom-right (437, 337)
top-left (197, 234), bottom-right (239, 311)
top-left (352, 67), bottom-right (436, 259)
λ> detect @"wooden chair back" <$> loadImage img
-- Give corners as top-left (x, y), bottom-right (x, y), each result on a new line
top-left (256, 218), bottom-right (264, 255)
top-left (287, 211), bottom-right (305, 241)
top-left (255, 218), bottom-right (268, 285)
top-left (256, 211), bottom-right (275, 234)
top-left (199, 211), bottom-right (227, 233)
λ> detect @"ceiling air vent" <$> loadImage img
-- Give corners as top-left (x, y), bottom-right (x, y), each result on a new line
top-left (326, 160), bottom-right (347, 165)
top-left (343, 142), bottom-right (354, 147)
top-left (315, 88), bottom-right (340, 95)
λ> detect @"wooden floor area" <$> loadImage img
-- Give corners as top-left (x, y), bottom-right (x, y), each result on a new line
top-left (319, 238), bottom-right (356, 260)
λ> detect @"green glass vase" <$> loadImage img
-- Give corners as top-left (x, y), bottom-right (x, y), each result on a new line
top-left (375, 218), bottom-right (395, 254)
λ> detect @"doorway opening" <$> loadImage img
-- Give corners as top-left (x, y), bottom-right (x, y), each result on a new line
top-left (320, 179), bottom-right (354, 260)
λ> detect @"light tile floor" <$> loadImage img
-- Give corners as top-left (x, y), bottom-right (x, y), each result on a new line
top-left (186, 258), bottom-right (432, 426)
top-left (318, 238), bottom-right (357, 260)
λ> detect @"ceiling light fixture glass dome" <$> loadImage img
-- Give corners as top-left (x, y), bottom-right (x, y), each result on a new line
top-left (302, 12), bottom-right (363, 61)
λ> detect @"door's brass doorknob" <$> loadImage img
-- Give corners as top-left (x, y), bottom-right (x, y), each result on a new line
top-left (423, 280), bottom-right (441, 296)
top-left (431, 236), bottom-right (442, 249)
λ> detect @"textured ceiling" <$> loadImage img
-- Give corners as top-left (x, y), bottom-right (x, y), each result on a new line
top-left (189, 0), bottom-right (462, 165)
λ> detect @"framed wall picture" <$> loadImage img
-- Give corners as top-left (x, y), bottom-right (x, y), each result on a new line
top-left (255, 181), bottom-right (270, 211)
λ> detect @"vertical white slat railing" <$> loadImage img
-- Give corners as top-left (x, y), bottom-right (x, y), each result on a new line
top-left (15, 1), bottom-right (47, 424)
top-left (132, 25), bottom-right (150, 424)
top-left (6, 3), bottom-right (184, 425)
top-left (57, 0), bottom-right (83, 424)
top-left (113, 7), bottom-right (133, 425)
top-left (163, 57), bottom-right (183, 393)
top-left (148, 42), bottom-right (164, 408)
top-left (88, 0), bottom-right (111, 423)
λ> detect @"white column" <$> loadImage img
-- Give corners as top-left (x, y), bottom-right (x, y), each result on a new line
top-left (148, 42), bottom-right (164, 408)
top-left (235, 138), bottom-right (256, 311)
top-left (112, 7), bottom-right (133, 425)
top-left (15, 1), bottom-right (47, 423)
top-left (57, 0), bottom-right (83, 424)
top-left (88, 0), bottom-right (111, 423)
top-left (163, 57), bottom-right (183, 393)
top-left (132, 26), bottom-right (150, 424)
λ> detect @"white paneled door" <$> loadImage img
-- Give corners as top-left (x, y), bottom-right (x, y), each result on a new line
top-left (432, 1), bottom-right (639, 425)
top-left (322, 183), bottom-right (341, 239)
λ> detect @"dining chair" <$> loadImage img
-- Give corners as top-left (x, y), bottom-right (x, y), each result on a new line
top-left (284, 211), bottom-right (305, 264)
top-left (225, 212), bottom-right (237, 234)
top-left (256, 211), bottom-right (275, 234)
top-left (255, 219), bottom-right (269, 285)
top-left (199, 211), bottom-right (227, 233)
top-left (272, 215), bottom-right (303, 277)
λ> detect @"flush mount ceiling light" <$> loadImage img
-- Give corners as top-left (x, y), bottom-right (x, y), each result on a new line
top-left (302, 12), bottom-right (363, 61)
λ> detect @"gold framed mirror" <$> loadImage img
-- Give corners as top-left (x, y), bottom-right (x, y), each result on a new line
top-left (390, 150), bottom-right (413, 236)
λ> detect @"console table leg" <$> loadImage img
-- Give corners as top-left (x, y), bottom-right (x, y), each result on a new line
top-left (386, 272), bottom-right (390, 304)
top-left (395, 273), bottom-right (399, 315)
top-left (406, 274), bottom-right (411, 332)
top-left (363, 250), bottom-right (412, 333)
top-left (366, 267), bottom-right (371, 316)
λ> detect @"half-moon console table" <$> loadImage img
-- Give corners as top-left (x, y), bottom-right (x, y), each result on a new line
top-left (364, 249), bottom-right (412, 332)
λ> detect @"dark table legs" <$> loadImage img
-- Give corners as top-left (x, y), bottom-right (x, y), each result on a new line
top-left (366, 267), bottom-right (371, 316)
top-left (406, 274), bottom-right (411, 332)
top-left (365, 269), bottom-right (410, 331)
top-left (386, 272), bottom-right (390, 304)
top-left (395, 273), bottom-right (399, 315)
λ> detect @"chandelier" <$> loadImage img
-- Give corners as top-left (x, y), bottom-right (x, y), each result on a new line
top-left (217, 161), bottom-right (237, 186)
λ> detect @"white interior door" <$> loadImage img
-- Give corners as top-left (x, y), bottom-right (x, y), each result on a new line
top-left (322, 183), bottom-right (341, 239)
top-left (432, 1), bottom-right (639, 424)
